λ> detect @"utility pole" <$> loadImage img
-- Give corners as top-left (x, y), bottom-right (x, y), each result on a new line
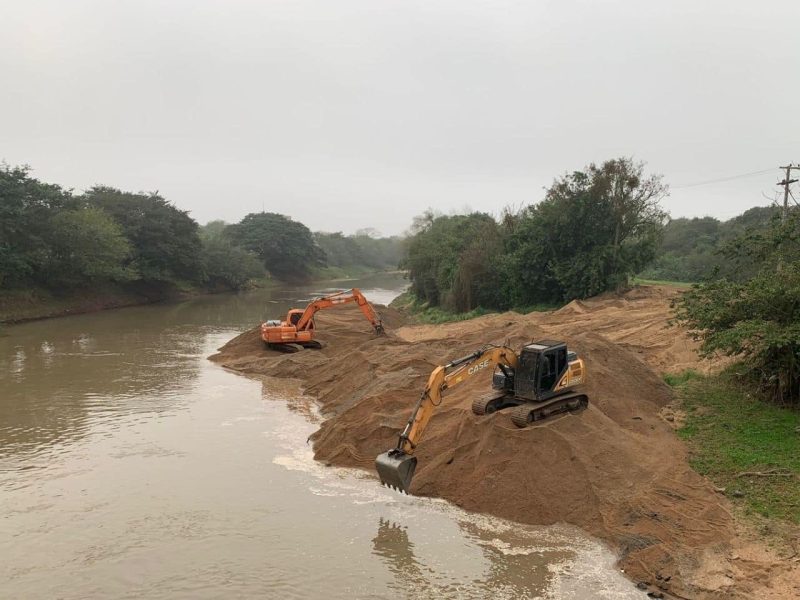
top-left (778, 164), bottom-right (800, 221)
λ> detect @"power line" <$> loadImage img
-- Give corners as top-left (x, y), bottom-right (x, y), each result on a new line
top-left (672, 168), bottom-right (775, 189)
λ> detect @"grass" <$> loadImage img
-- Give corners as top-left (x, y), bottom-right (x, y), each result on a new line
top-left (389, 291), bottom-right (560, 324)
top-left (632, 277), bottom-right (694, 289)
top-left (666, 368), bottom-right (800, 523)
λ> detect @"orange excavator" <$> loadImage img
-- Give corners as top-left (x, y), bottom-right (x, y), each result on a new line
top-left (261, 288), bottom-right (384, 352)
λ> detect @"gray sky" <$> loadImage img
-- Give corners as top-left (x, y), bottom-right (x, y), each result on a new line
top-left (2, 1), bottom-right (798, 235)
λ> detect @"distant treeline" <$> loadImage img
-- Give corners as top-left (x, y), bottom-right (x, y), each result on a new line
top-left (0, 165), bottom-right (403, 295)
top-left (639, 206), bottom-right (779, 283)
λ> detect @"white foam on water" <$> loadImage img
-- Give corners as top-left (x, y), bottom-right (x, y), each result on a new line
top-left (262, 377), bottom-right (644, 599)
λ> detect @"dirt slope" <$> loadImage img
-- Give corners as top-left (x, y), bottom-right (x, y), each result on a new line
top-left (211, 287), bottom-right (797, 599)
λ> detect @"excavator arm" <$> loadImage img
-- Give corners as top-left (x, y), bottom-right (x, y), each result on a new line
top-left (295, 288), bottom-right (384, 334)
top-left (375, 345), bottom-right (519, 493)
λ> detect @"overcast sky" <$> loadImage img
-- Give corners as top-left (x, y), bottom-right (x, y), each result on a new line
top-left (2, 1), bottom-right (798, 235)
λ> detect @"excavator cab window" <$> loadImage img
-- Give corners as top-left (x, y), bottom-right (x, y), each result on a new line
top-left (556, 348), bottom-right (567, 376)
top-left (540, 351), bottom-right (558, 390)
top-left (289, 312), bottom-right (302, 326)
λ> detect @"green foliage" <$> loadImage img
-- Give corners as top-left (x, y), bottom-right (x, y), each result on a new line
top-left (640, 207), bottom-right (781, 283)
top-left (506, 158), bottom-right (667, 305)
top-left (0, 164), bottom-right (260, 294)
top-left (402, 158), bottom-right (667, 312)
top-left (226, 212), bottom-right (325, 282)
top-left (631, 277), bottom-right (692, 288)
top-left (0, 164), bottom-right (73, 287)
top-left (389, 291), bottom-right (494, 324)
top-left (313, 230), bottom-right (402, 276)
top-left (83, 186), bottom-right (203, 283)
top-left (47, 207), bottom-right (133, 286)
top-left (404, 211), bottom-right (506, 311)
top-left (663, 368), bottom-right (702, 387)
top-left (673, 214), bottom-right (800, 403)
top-left (200, 220), bottom-right (228, 241)
top-left (675, 369), bottom-right (800, 523)
top-left (200, 237), bottom-right (264, 290)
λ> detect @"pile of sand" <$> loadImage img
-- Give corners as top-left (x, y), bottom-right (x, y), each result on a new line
top-left (211, 287), bottom-right (797, 599)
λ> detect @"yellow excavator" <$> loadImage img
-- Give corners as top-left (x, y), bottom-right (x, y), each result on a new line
top-left (375, 340), bottom-right (588, 493)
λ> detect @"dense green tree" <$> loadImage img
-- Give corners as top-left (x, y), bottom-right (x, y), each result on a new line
top-left (83, 187), bottom-right (203, 283)
top-left (200, 220), bottom-right (229, 241)
top-left (404, 212), bottom-right (504, 311)
top-left (200, 237), bottom-right (264, 290)
top-left (226, 212), bottom-right (325, 282)
top-left (674, 213), bottom-right (800, 403)
top-left (506, 158), bottom-right (667, 304)
top-left (0, 165), bottom-right (73, 287)
top-left (47, 207), bottom-right (133, 286)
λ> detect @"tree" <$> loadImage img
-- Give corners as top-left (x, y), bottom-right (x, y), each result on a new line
top-left (506, 158), bottom-right (667, 304)
top-left (226, 212), bottom-right (325, 282)
top-left (638, 207), bottom-right (782, 283)
top-left (674, 213), bottom-right (800, 404)
top-left (47, 207), bottom-right (133, 286)
top-left (83, 187), bottom-right (203, 283)
top-left (200, 237), bottom-right (264, 290)
top-left (0, 164), bottom-right (73, 288)
top-left (314, 232), bottom-right (365, 269)
top-left (200, 220), bottom-right (228, 241)
top-left (404, 212), bottom-right (505, 311)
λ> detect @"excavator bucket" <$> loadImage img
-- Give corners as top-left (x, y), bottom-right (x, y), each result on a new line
top-left (375, 449), bottom-right (417, 493)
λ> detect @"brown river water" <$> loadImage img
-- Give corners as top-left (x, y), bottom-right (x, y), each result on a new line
top-left (1, 273), bottom-right (644, 599)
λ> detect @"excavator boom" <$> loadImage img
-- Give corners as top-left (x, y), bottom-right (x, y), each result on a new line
top-left (375, 345), bottom-right (518, 492)
top-left (295, 288), bottom-right (383, 333)
top-left (261, 288), bottom-right (383, 350)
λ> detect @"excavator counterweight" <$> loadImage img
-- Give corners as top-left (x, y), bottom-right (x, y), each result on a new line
top-left (376, 341), bottom-right (588, 493)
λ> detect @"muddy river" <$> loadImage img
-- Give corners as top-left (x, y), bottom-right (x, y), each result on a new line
top-left (1, 273), bottom-right (643, 599)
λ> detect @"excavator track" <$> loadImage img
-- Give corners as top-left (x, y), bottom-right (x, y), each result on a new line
top-left (510, 394), bottom-right (588, 428)
top-left (266, 342), bottom-right (304, 353)
top-left (471, 392), bottom-right (509, 415)
top-left (299, 340), bottom-right (323, 350)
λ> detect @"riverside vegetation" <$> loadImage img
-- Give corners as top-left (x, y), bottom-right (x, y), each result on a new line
top-left (5, 158), bottom-right (799, 526)
top-left (0, 164), bottom-right (402, 321)
top-left (398, 157), bottom-right (800, 533)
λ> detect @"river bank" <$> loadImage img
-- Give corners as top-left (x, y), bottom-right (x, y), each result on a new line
top-left (1, 272), bottom-right (643, 599)
top-left (0, 271), bottom-right (402, 325)
top-left (211, 286), bottom-right (800, 599)
top-left (0, 284), bottom-right (201, 325)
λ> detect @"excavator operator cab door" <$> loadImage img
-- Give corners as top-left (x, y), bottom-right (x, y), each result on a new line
top-left (516, 341), bottom-right (569, 400)
top-left (288, 311), bottom-right (302, 326)
top-left (515, 347), bottom-right (542, 400)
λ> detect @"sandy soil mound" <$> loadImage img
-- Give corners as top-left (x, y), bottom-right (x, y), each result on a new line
top-left (211, 290), bottom-right (797, 599)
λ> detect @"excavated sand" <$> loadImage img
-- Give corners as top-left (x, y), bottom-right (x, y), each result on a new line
top-left (210, 286), bottom-right (799, 599)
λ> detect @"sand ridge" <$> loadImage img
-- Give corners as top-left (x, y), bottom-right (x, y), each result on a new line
top-left (211, 286), bottom-right (798, 599)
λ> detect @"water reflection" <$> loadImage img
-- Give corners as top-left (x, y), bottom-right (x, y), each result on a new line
top-left (372, 516), bottom-right (564, 599)
top-left (0, 273), bottom-right (404, 466)
top-left (372, 519), bottom-right (434, 596)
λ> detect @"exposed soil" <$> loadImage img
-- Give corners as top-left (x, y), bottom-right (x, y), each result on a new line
top-left (210, 286), bottom-right (799, 599)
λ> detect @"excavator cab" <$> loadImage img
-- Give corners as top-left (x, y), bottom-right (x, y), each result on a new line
top-left (514, 341), bottom-right (569, 401)
top-left (492, 340), bottom-right (570, 400)
top-left (287, 310), bottom-right (310, 328)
